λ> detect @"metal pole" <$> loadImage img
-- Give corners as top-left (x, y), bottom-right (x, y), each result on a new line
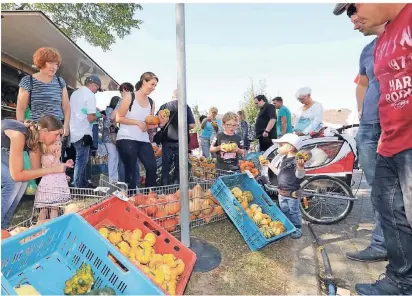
top-left (176, 3), bottom-right (190, 247)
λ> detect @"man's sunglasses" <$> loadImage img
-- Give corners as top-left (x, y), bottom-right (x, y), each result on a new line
top-left (347, 4), bottom-right (356, 18)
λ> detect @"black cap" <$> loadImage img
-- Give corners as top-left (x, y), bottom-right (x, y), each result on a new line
top-left (333, 3), bottom-right (349, 15)
top-left (85, 75), bottom-right (102, 91)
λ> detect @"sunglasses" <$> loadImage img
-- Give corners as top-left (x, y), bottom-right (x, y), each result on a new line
top-left (347, 4), bottom-right (356, 18)
top-left (224, 123), bottom-right (239, 128)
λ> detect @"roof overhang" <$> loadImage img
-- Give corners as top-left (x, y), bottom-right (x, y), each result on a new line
top-left (1, 10), bottom-right (119, 91)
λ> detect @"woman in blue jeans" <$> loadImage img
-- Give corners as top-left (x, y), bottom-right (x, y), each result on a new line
top-left (1, 115), bottom-right (73, 229)
top-left (115, 73), bottom-right (159, 189)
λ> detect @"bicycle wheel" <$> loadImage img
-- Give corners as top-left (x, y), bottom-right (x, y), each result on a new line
top-left (299, 175), bottom-right (354, 224)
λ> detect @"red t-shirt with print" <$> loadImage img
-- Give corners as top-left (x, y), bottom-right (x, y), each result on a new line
top-left (374, 4), bottom-right (412, 157)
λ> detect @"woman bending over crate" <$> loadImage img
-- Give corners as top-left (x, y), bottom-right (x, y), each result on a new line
top-left (35, 140), bottom-right (71, 221)
top-left (1, 115), bottom-right (73, 230)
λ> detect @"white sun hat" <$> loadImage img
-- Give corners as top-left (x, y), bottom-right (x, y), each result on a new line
top-left (273, 133), bottom-right (303, 150)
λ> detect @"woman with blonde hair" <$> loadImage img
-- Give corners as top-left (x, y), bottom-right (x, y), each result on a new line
top-left (1, 115), bottom-right (73, 229)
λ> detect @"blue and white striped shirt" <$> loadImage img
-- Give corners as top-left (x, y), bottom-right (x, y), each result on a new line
top-left (19, 75), bottom-right (66, 122)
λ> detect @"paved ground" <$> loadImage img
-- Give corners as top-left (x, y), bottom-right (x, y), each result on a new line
top-left (309, 170), bottom-right (386, 295)
top-left (186, 170), bottom-right (385, 295)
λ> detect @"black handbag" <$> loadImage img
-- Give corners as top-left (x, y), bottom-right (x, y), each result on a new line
top-left (81, 134), bottom-right (93, 146)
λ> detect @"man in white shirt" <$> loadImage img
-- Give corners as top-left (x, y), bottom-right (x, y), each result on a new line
top-left (69, 75), bottom-right (100, 188)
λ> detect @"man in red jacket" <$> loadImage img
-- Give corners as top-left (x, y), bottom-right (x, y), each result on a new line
top-left (333, 3), bottom-right (412, 295)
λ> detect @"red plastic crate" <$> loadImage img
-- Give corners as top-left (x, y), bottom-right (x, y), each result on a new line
top-left (79, 196), bottom-right (197, 295)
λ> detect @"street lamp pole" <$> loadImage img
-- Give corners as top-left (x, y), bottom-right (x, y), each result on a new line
top-left (176, 3), bottom-right (190, 247)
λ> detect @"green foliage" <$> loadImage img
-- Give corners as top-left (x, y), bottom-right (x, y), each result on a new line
top-left (240, 79), bottom-right (269, 125)
top-left (191, 103), bottom-right (207, 134)
top-left (1, 3), bottom-right (143, 51)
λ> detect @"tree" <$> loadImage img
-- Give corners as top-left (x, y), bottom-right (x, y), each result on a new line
top-left (191, 103), bottom-right (207, 134)
top-left (1, 3), bottom-right (143, 51)
top-left (240, 79), bottom-right (269, 125)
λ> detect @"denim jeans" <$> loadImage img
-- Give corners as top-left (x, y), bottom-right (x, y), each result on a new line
top-left (278, 195), bottom-right (302, 229)
top-left (105, 142), bottom-right (119, 183)
top-left (161, 142), bottom-right (179, 185)
top-left (92, 124), bottom-right (99, 149)
top-left (371, 149), bottom-right (412, 287)
top-left (117, 139), bottom-right (157, 189)
top-left (1, 151), bottom-right (28, 229)
top-left (200, 137), bottom-right (210, 158)
top-left (356, 123), bottom-right (386, 253)
top-left (118, 156), bottom-right (140, 185)
top-left (73, 139), bottom-right (91, 188)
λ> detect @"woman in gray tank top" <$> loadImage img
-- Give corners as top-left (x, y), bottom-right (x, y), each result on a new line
top-left (1, 115), bottom-right (73, 229)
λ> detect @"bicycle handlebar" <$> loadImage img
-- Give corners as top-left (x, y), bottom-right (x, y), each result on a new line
top-left (335, 124), bottom-right (359, 133)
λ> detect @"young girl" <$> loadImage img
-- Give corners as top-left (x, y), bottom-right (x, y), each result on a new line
top-left (210, 112), bottom-right (245, 171)
top-left (35, 140), bottom-right (71, 221)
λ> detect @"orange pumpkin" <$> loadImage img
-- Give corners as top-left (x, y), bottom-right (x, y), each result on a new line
top-left (144, 196), bottom-right (158, 216)
top-left (203, 214), bottom-right (213, 223)
top-left (1, 229), bottom-right (11, 240)
top-left (130, 193), bottom-right (145, 206)
top-left (145, 115), bottom-right (160, 125)
top-left (213, 206), bottom-right (224, 216)
top-left (165, 194), bottom-right (180, 215)
top-left (163, 218), bottom-right (178, 232)
top-left (155, 207), bottom-right (168, 222)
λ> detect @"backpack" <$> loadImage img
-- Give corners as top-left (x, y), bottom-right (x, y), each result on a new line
top-left (128, 92), bottom-right (153, 112)
top-left (247, 123), bottom-right (256, 141)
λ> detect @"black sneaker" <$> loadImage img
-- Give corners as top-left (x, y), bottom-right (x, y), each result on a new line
top-left (355, 275), bottom-right (412, 295)
top-left (346, 246), bottom-right (387, 263)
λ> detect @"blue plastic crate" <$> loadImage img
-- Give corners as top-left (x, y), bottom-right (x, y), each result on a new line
top-left (245, 152), bottom-right (263, 171)
top-left (1, 213), bottom-right (164, 295)
top-left (211, 173), bottom-right (296, 251)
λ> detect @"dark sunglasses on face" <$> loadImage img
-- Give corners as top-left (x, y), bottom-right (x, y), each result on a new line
top-left (347, 4), bottom-right (356, 18)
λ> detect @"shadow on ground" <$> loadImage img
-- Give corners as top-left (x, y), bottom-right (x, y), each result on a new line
top-left (185, 220), bottom-right (319, 295)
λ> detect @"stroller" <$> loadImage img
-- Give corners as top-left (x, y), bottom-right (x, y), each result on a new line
top-left (260, 125), bottom-right (359, 225)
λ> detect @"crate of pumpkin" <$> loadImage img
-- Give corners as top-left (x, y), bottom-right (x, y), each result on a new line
top-left (127, 182), bottom-right (227, 234)
top-left (79, 196), bottom-right (197, 295)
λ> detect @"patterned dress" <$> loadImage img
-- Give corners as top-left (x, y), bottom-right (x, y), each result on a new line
top-left (34, 154), bottom-right (71, 208)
